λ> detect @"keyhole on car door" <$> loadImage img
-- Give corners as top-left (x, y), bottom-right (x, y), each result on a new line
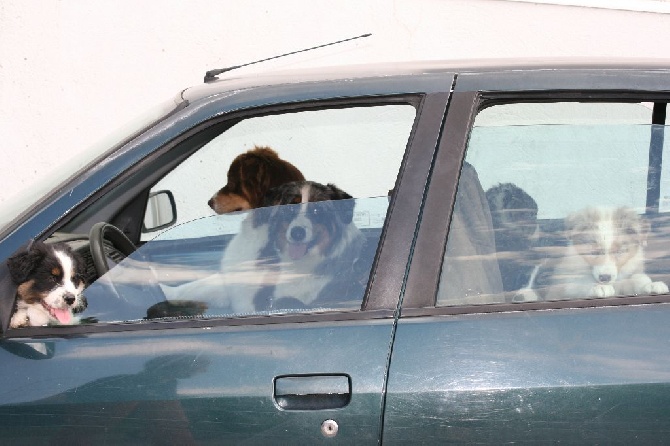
top-left (321, 419), bottom-right (339, 437)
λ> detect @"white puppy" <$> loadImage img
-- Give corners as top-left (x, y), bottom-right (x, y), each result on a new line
top-left (544, 206), bottom-right (668, 300)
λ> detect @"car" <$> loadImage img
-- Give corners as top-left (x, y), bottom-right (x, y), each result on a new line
top-left (2, 58), bottom-right (670, 444)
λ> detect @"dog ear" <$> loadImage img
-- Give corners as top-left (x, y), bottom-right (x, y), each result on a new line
top-left (326, 183), bottom-right (356, 224)
top-left (7, 243), bottom-right (47, 284)
top-left (235, 157), bottom-right (262, 209)
top-left (326, 183), bottom-right (354, 201)
top-left (72, 250), bottom-right (88, 285)
top-left (253, 185), bottom-right (284, 227)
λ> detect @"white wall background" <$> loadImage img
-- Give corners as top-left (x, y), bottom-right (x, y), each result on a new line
top-left (2, 0), bottom-right (670, 209)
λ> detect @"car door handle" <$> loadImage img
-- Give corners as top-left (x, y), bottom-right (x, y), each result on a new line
top-left (273, 374), bottom-right (351, 410)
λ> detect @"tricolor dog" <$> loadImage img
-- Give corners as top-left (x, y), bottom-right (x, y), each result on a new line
top-left (252, 181), bottom-right (366, 310)
top-left (162, 181), bottom-right (366, 314)
top-left (7, 241), bottom-right (87, 328)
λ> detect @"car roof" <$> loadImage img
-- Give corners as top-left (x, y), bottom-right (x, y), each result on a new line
top-left (183, 58), bottom-right (670, 102)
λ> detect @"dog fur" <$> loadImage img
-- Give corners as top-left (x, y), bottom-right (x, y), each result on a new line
top-left (543, 206), bottom-right (668, 300)
top-left (252, 181), bottom-right (366, 311)
top-left (162, 181), bottom-right (366, 314)
top-left (7, 241), bottom-right (87, 328)
top-left (485, 182), bottom-right (540, 293)
top-left (208, 146), bottom-right (304, 214)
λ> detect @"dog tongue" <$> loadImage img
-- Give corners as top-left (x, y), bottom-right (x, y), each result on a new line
top-left (50, 307), bottom-right (71, 324)
top-left (288, 243), bottom-right (308, 260)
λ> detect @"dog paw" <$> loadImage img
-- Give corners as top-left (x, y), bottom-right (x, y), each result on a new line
top-left (512, 289), bottom-right (539, 302)
top-left (644, 281), bottom-right (669, 295)
top-left (10, 313), bottom-right (29, 329)
top-left (591, 284), bottom-right (615, 298)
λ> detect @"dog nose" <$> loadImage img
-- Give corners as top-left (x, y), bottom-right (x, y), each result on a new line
top-left (208, 198), bottom-right (215, 210)
top-left (290, 226), bottom-right (306, 242)
top-left (64, 293), bottom-right (76, 306)
top-left (598, 274), bottom-right (612, 283)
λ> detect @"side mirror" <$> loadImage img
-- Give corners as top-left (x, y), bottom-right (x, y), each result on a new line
top-left (143, 190), bottom-right (177, 233)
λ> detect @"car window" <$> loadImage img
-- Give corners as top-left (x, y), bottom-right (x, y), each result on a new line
top-left (84, 196), bottom-right (387, 323)
top-left (142, 105), bottom-right (415, 239)
top-left (437, 101), bottom-right (670, 306)
top-left (77, 103), bottom-right (416, 324)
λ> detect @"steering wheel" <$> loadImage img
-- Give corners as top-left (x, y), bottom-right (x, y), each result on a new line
top-left (87, 222), bottom-right (173, 321)
top-left (89, 222), bottom-right (137, 276)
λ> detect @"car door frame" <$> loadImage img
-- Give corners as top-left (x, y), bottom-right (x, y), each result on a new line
top-left (0, 73), bottom-right (456, 444)
top-left (385, 69), bottom-right (670, 444)
top-left (403, 68), bottom-right (670, 313)
top-left (0, 72), bottom-right (456, 333)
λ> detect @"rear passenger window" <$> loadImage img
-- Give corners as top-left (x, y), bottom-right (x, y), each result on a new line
top-left (437, 101), bottom-right (670, 306)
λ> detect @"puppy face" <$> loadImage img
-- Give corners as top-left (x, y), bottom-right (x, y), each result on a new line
top-left (8, 242), bottom-right (87, 324)
top-left (208, 146), bottom-right (304, 214)
top-left (260, 181), bottom-right (355, 262)
top-left (565, 207), bottom-right (647, 284)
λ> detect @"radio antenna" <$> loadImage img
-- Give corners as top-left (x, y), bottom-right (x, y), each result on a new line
top-left (203, 33), bottom-right (372, 83)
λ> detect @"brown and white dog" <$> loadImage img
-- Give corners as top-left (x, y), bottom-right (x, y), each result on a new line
top-left (207, 146), bottom-right (304, 214)
top-left (7, 241), bottom-right (87, 328)
top-left (543, 206), bottom-right (668, 300)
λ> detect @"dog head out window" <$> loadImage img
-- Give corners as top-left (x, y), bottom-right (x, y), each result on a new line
top-left (437, 101), bottom-right (670, 306)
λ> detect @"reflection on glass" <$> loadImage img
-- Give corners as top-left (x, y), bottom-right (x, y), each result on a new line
top-left (437, 120), bottom-right (670, 306)
top-left (83, 197), bottom-right (386, 322)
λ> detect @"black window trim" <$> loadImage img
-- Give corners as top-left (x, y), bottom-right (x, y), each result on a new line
top-left (5, 309), bottom-right (398, 339)
top-left (402, 89), bottom-right (670, 317)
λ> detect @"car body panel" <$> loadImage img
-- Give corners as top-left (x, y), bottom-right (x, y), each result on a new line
top-left (384, 305), bottom-right (670, 443)
top-left (0, 320), bottom-right (394, 444)
top-left (385, 67), bottom-right (670, 443)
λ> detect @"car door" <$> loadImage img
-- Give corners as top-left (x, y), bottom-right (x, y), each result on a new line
top-left (0, 79), bottom-right (452, 443)
top-left (384, 73), bottom-right (670, 443)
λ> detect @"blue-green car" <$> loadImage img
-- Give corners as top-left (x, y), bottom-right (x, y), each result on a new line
top-left (3, 60), bottom-right (670, 444)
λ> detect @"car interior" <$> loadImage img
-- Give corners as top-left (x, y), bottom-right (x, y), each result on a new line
top-left (437, 100), bottom-right (670, 306)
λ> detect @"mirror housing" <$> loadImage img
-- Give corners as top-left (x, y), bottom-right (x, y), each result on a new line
top-left (143, 190), bottom-right (177, 233)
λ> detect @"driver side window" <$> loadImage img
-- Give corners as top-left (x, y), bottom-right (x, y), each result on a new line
top-left (84, 104), bottom-right (417, 323)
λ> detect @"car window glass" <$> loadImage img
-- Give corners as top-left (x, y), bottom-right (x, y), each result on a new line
top-left (83, 197), bottom-right (386, 323)
top-left (436, 101), bottom-right (670, 306)
top-left (77, 103), bottom-right (416, 325)
top-left (142, 105), bottom-right (415, 239)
